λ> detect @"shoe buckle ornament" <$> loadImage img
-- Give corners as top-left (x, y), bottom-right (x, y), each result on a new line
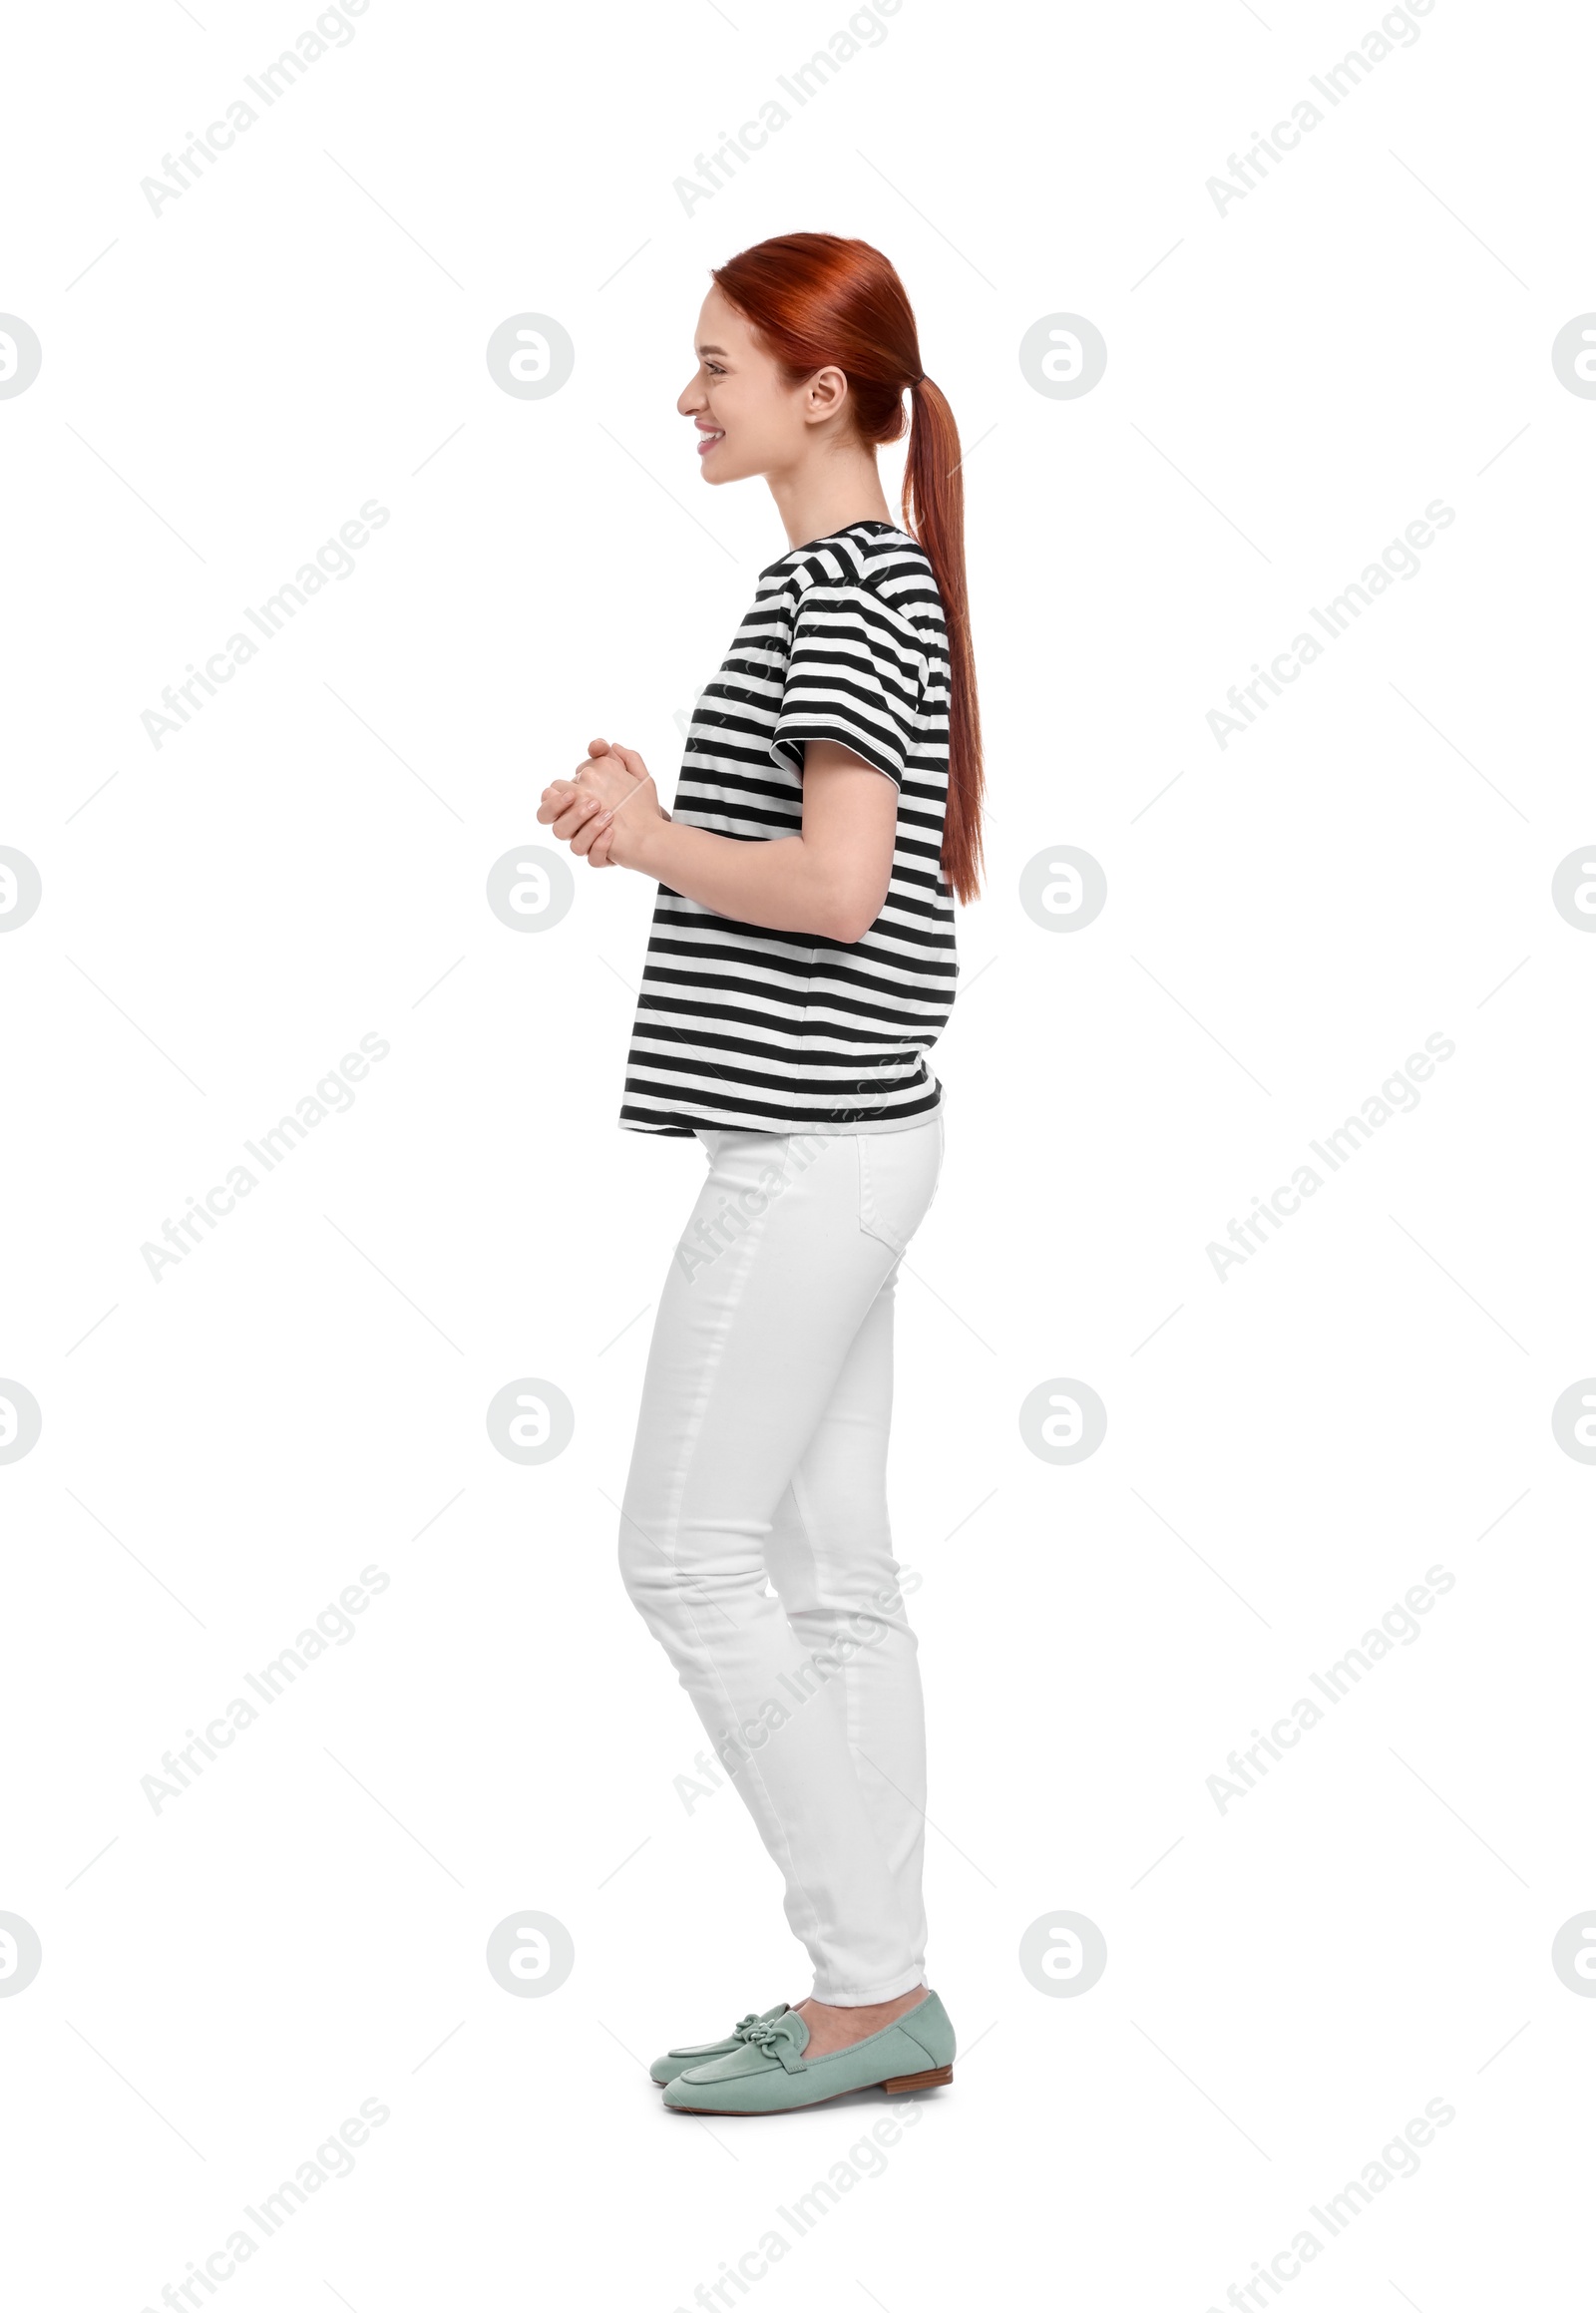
top-left (740, 2014), bottom-right (808, 2072)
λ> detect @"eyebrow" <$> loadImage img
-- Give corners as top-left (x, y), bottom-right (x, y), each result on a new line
top-left (697, 344), bottom-right (728, 357)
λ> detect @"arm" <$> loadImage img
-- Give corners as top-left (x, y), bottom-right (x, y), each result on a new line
top-left (542, 739), bottom-right (898, 944)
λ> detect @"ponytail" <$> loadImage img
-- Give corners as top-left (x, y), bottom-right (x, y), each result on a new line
top-left (710, 234), bottom-right (986, 905)
top-left (901, 372), bottom-right (984, 906)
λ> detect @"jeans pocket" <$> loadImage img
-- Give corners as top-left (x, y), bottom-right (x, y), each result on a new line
top-left (856, 1123), bottom-right (942, 1257)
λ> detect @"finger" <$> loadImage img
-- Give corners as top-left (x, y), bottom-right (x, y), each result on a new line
top-left (605, 744), bottom-right (648, 782)
top-left (551, 795), bottom-right (601, 841)
top-left (588, 736), bottom-right (611, 759)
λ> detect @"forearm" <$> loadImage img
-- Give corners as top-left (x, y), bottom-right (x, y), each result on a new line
top-left (621, 815), bottom-right (846, 939)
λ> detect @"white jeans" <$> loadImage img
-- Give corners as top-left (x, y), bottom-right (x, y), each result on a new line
top-left (619, 1111), bottom-right (946, 2004)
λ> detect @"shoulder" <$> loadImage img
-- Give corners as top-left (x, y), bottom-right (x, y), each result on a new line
top-left (758, 525), bottom-right (943, 650)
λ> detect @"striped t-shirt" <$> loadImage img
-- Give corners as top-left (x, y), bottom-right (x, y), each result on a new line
top-left (619, 520), bottom-right (958, 1137)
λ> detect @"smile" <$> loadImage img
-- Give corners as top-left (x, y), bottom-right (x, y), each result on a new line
top-left (695, 428), bottom-right (724, 456)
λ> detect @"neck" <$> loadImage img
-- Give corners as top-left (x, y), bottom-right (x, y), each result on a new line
top-left (767, 441), bottom-right (893, 550)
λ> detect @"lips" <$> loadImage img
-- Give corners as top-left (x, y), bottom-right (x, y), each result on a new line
top-left (695, 427), bottom-right (724, 456)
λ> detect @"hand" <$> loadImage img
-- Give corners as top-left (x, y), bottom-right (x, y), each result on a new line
top-left (576, 737), bottom-right (661, 871)
top-left (537, 737), bottom-right (612, 863)
top-left (538, 737), bottom-right (661, 871)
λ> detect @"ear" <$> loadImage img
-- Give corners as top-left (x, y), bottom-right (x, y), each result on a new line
top-left (804, 365), bottom-right (850, 426)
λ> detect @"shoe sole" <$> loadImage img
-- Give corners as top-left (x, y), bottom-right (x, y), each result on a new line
top-left (668, 2063), bottom-right (953, 2115)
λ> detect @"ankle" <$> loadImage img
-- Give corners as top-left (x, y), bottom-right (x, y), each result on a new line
top-left (798, 1987), bottom-right (930, 2035)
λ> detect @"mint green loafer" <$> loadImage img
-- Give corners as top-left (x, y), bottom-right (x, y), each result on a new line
top-left (663, 1993), bottom-right (955, 2115)
top-left (648, 2003), bottom-right (792, 2087)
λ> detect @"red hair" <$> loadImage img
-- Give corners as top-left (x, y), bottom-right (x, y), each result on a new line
top-left (710, 233), bottom-right (986, 906)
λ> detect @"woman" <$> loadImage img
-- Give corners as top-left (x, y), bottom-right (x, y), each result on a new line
top-left (539, 232), bottom-right (984, 2116)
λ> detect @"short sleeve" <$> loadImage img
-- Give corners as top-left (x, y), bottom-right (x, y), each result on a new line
top-left (770, 583), bottom-right (925, 787)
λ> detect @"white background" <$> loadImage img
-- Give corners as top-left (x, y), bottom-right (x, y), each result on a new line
top-left (3, 0), bottom-right (1593, 2305)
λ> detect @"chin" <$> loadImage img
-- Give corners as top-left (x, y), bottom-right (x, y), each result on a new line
top-left (701, 446), bottom-right (757, 486)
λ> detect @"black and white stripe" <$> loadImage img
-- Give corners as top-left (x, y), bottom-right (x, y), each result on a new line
top-left (620, 521), bottom-right (958, 1136)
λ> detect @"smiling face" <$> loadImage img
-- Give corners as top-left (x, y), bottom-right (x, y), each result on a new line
top-left (679, 285), bottom-right (851, 485)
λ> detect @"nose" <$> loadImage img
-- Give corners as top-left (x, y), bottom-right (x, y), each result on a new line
top-left (677, 378), bottom-right (703, 417)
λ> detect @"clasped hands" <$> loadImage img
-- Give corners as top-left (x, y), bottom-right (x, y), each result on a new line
top-left (538, 738), bottom-right (663, 870)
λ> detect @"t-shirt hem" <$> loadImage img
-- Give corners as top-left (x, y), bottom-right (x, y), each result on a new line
top-left (620, 1086), bottom-right (944, 1138)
